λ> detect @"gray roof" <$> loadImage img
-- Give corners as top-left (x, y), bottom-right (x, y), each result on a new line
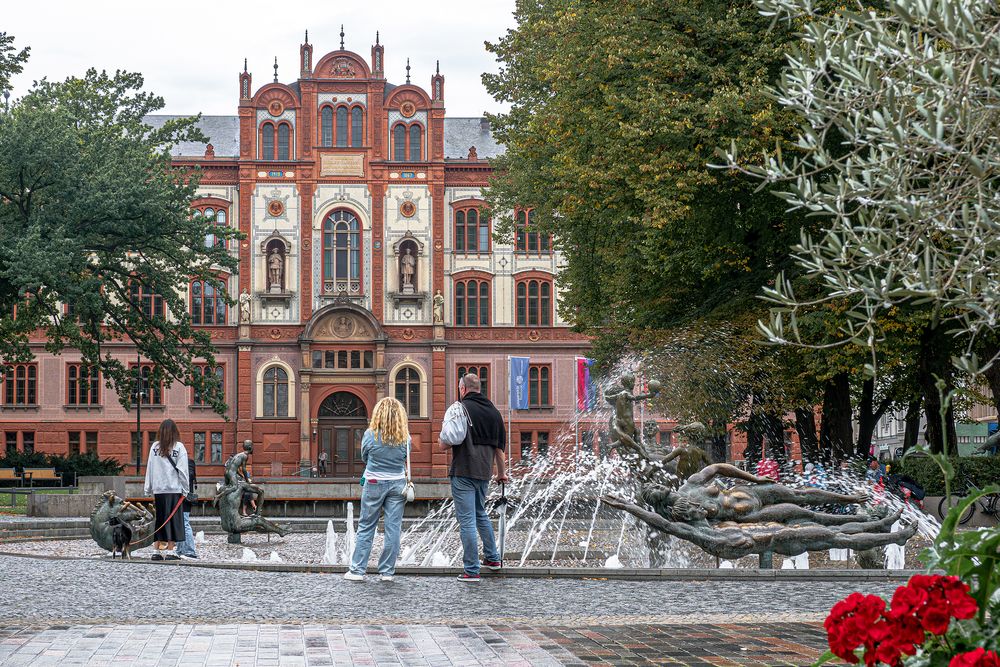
top-left (443, 117), bottom-right (504, 160)
top-left (142, 114), bottom-right (504, 160)
top-left (143, 115), bottom-right (241, 158)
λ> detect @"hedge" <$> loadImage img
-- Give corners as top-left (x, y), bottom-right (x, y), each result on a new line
top-left (0, 451), bottom-right (123, 485)
top-left (894, 455), bottom-right (1000, 496)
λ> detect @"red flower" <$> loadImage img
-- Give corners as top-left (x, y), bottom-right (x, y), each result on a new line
top-left (825, 593), bottom-right (887, 663)
top-left (825, 577), bottom-right (980, 667)
top-left (949, 648), bottom-right (1000, 667)
top-left (890, 584), bottom-right (928, 618)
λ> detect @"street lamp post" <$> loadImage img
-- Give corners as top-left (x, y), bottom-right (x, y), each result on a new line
top-left (133, 352), bottom-right (145, 475)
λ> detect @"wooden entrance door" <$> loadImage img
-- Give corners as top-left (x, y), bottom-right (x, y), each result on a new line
top-left (317, 392), bottom-right (368, 478)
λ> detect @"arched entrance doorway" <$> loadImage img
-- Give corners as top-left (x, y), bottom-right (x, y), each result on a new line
top-left (317, 392), bottom-right (368, 478)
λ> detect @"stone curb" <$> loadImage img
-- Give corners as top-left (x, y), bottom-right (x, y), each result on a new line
top-left (0, 550), bottom-right (921, 581)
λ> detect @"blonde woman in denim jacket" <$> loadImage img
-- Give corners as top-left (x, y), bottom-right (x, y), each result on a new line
top-left (345, 396), bottom-right (410, 582)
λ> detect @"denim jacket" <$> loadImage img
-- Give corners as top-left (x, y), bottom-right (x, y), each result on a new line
top-left (361, 429), bottom-right (409, 480)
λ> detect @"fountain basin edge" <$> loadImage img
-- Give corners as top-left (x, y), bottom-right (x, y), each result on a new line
top-left (0, 550), bottom-right (922, 581)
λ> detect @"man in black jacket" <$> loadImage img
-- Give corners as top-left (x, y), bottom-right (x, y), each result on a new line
top-left (438, 373), bottom-right (508, 581)
top-left (175, 456), bottom-right (199, 559)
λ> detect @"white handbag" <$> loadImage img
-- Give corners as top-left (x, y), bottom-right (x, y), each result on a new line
top-left (402, 439), bottom-right (415, 503)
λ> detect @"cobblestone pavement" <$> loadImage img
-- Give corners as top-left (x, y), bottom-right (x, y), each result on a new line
top-left (0, 622), bottom-right (832, 666)
top-left (0, 554), bottom-right (873, 665)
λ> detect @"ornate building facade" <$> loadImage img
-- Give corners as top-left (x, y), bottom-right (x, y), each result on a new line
top-left (0, 35), bottom-right (590, 480)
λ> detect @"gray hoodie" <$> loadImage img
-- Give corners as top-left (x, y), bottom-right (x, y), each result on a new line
top-left (143, 441), bottom-right (190, 496)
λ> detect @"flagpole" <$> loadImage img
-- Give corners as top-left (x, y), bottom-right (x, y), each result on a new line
top-left (507, 355), bottom-right (512, 472)
top-left (574, 357), bottom-right (581, 468)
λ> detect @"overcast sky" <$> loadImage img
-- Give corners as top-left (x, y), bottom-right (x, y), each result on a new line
top-left (3, 0), bottom-right (516, 118)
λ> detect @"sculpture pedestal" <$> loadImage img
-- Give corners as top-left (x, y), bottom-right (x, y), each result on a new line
top-left (227, 533), bottom-right (242, 545)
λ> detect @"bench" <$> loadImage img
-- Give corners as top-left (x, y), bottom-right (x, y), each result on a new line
top-left (0, 468), bottom-right (21, 487)
top-left (22, 468), bottom-right (63, 487)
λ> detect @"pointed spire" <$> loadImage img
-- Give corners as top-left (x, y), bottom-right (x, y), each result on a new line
top-left (376, 30), bottom-right (380, 45)
top-left (305, 29), bottom-right (309, 43)
top-left (340, 25), bottom-right (345, 50)
top-left (273, 57), bottom-right (278, 83)
top-left (244, 58), bottom-right (248, 73)
top-left (436, 60), bottom-right (440, 75)
top-left (405, 58), bottom-right (411, 84)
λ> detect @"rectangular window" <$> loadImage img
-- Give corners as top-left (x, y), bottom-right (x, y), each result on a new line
top-left (210, 432), bottom-right (223, 463)
top-left (22, 432), bottom-right (34, 455)
top-left (130, 433), bottom-right (140, 465)
top-left (520, 432), bottom-right (533, 462)
top-left (350, 351), bottom-right (361, 368)
top-left (312, 351), bottom-right (323, 368)
top-left (528, 364), bottom-right (551, 408)
top-left (364, 351), bottom-right (373, 368)
top-left (86, 432), bottom-right (98, 455)
top-left (193, 431), bottom-right (206, 463)
top-left (325, 351), bottom-right (336, 369)
top-left (338, 350), bottom-right (348, 369)
top-left (5, 432), bottom-right (15, 455)
top-left (68, 432), bottom-right (80, 455)
top-left (537, 432), bottom-right (549, 458)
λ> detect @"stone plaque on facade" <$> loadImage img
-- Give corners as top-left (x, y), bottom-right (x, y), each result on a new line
top-left (320, 153), bottom-right (364, 177)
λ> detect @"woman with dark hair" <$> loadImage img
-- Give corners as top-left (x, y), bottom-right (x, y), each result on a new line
top-left (143, 419), bottom-right (189, 561)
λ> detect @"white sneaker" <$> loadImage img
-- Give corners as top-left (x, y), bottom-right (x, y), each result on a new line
top-left (379, 574), bottom-right (394, 582)
top-left (344, 572), bottom-right (364, 581)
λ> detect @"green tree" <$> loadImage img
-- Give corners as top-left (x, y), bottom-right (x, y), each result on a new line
top-left (482, 0), bottom-right (877, 462)
top-left (725, 0), bottom-right (1000, 452)
top-left (0, 43), bottom-right (239, 413)
top-left (0, 32), bottom-right (29, 96)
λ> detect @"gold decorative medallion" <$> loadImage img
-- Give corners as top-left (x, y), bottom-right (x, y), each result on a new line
top-left (400, 201), bottom-right (416, 218)
top-left (268, 100), bottom-right (285, 116)
top-left (267, 200), bottom-right (285, 217)
top-left (400, 101), bottom-right (416, 118)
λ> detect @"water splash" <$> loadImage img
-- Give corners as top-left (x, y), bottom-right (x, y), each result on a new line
top-left (321, 519), bottom-right (340, 565)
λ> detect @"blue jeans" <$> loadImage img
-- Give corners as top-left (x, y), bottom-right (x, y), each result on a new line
top-left (451, 476), bottom-right (499, 576)
top-left (175, 511), bottom-right (197, 557)
top-left (349, 478), bottom-right (407, 576)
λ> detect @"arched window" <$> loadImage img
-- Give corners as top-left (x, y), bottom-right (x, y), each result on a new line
top-left (336, 107), bottom-right (348, 147)
top-left (3, 363), bottom-right (37, 405)
top-left (394, 367), bottom-right (421, 418)
top-left (190, 280), bottom-right (227, 325)
top-left (129, 281), bottom-right (164, 319)
top-left (351, 107), bottom-right (364, 147)
top-left (322, 210), bottom-right (362, 294)
top-left (392, 124), bottom-right (406, 161)
top-left (454, 277), bottom-right (490, 326)
top-left (516, 277), bottom-right (553, 326)
top-left (321, 106), bottom-right (333, 146)
top-left (457, 364), bottom-right (490, 400)
top-left (261, 123), bottom-right (275, 160)
top-left (277, 123), bottom-right (291, 160)
top-left (408, 124), bottom-right (422, 161)
top-left (454, 206), bottom-right (490, 253)
top-left (262, 366), bottom-right (289, 417)
top-left (195, 205), bottom-right (228, 249)
top-left (515, 208), bottom-right (552, 254)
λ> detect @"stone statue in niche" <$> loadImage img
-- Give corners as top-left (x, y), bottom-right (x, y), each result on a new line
top-left (400, 246), bottom-right (416, 293)
top-left (239, 289), bottom-right (252, 324)
top-left (267, 247), bottom-right (284, 292)
top-left (433, 290), bottom-right (445, 324)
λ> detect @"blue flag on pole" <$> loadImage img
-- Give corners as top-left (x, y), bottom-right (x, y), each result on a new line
top-left (509, 356), bottom-right (530, 410)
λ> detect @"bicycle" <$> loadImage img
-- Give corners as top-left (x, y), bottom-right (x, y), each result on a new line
top-left (937, 475), bottom-right (1000, 525)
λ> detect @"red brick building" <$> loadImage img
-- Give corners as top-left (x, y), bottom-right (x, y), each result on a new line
top-left (0, 35), bottom-right (591, 480)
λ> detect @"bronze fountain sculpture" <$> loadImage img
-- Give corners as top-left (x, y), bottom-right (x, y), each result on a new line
top-left (600, 372), bottom-right (915, 564)
top-left (89, 490), bottom-right (156, 553)
top-left (214, 440), bottom-right (289, 543)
